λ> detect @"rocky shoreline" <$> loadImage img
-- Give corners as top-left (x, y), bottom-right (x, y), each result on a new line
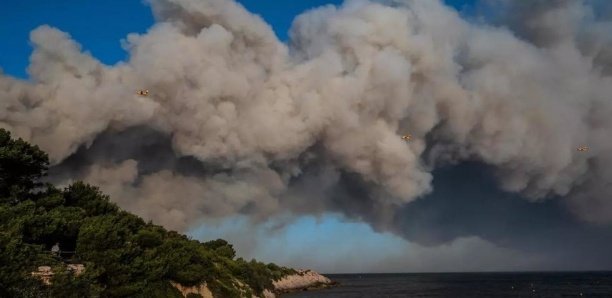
top-left (267, 269), bottom-right (337, 297)
top-left (172, 269), bottom-right (336, 298)
top-left (32, 265), bottom-right (334, 298)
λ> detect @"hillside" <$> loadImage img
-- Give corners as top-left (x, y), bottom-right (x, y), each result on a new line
top-left (0, 128), bottom-right (325, 297)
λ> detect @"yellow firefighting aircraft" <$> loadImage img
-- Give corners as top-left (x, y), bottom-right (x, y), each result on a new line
top-left (402, 134), bottom-right (412, 141)
top-left (577, 146), bottom-right (589, 152)
top-left (136, 89), bottom-right (149, 96)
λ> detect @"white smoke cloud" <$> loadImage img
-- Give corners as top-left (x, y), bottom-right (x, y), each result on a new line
top-left (1, 0), bottom-right (611, 235)
top-left (76, 159), bottom-right (286, 231)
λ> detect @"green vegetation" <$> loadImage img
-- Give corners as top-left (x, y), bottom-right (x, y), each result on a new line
top-left (0, 128), bottom-right (296, 297)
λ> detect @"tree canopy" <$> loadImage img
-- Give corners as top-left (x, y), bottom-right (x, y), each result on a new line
top-left (0, 128), bottom-right (295, 297)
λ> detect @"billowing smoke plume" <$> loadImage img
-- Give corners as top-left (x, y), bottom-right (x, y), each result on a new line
top-left (1, 0), bottom-right (611, 249)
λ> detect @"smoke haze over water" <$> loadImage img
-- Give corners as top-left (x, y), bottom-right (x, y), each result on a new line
top-left (2, 0), bottom-right (612, 271)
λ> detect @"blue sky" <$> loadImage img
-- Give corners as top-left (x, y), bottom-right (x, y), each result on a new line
top-left (0, 0), bottom-right (474, 79)
top-left (188, 214), bottom-right (413, 273)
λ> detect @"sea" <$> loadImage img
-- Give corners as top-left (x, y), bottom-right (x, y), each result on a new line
top-left (284, 272), bottom-right (612, 297)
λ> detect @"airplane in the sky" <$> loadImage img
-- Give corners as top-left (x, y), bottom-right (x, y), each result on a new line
top-left (577, 145), bottom-right (589, 152)
top-left (402, 134), bottom-right (412, 141)
top-left (136, 89), bottom-right (149, 96)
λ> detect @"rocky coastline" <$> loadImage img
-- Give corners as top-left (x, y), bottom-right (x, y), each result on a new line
top-left (269, 269), bottom-right (337, 296)
top-left (172, 269), bottom-right (336, 298)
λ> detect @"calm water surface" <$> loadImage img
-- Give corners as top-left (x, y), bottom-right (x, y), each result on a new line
top-left (285, 272), bottom-right (612, 297)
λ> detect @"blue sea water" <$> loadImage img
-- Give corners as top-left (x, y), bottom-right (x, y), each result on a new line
top-left (285, 272), bottom-right (612, 297)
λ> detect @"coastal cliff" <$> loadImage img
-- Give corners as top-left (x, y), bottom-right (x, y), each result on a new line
top-left (171, 269), bottom-right (335, 297)
top-left (272, 269), bottom-right (334, 294)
